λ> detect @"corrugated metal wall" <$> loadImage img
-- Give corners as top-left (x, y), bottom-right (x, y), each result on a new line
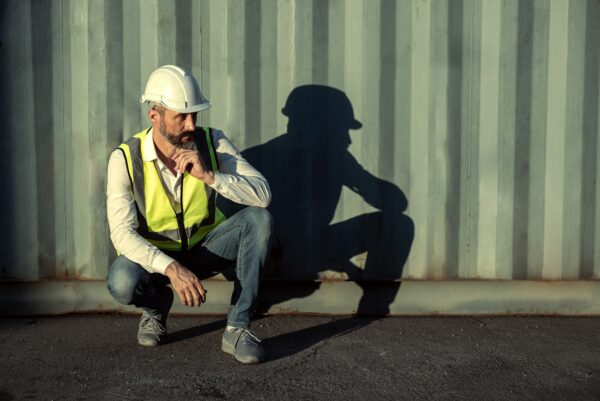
top-left (1, 0), bottom-right (599, 282)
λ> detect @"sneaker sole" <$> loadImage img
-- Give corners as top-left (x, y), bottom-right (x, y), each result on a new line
top-left (138, 338), bottom-right (161, 347)
top-left (221, 341), bottom-right (261, 364)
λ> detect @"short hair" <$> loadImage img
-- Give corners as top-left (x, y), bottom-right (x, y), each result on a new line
top-left (148, 101), bottom-right (165, 114)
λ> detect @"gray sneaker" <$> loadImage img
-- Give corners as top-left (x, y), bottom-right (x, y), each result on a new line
top-left (221, 327), bottom-right (266, 364)
top-left (137, 311), bottom-right (167, 346)
top-left (137, 288), bottom-right (173, 347)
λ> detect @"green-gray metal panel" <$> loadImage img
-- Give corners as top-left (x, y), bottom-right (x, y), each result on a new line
top-left (496, 0), bottom-right (518, 279)
top-left (122, 0), bottom-right (143, 139)
top-left (528, 0), bottom-right (551, 279)
top-left (477, 0), bottom-right (501, 279)
top-left (429, 0), bottom-right (450, 279)
top-left (52, 0), bottom-right (67, 278)
top-left (68, 0), bottom-right (91, 278)
top-left (582, 0), bottom-right (599, 280)
top-left (562, 0), bottom-right (586, 279)
top-left (2, 1), bottom-right (39, 280)
top-left (32, 0), bottom-right (56, 280)
top-left (543, 0), bottom-right (568, 279)
top-left (0, 0), bottom-right (599, 287)
top-left (406, 0), bottom-right (431, 279)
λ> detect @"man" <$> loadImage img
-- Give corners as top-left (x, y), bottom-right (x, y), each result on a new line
top-left (106, 65), bottom-right (272, 364)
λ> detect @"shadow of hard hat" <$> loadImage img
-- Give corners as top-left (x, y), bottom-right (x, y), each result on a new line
top-left (281, 85), bottom-right (362, 130)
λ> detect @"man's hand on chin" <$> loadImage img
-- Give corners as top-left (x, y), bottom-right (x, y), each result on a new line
top-left (172, 148), bottom-right (215, 185)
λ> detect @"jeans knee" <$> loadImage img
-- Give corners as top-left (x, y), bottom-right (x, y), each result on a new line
top-left (243, 207), bottom-right (273, 241)
top-left (107, 259), bottom-right (143, 305)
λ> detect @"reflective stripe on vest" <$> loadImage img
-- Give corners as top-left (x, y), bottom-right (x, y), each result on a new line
top-left (118, 127), bottom-right (226, 251)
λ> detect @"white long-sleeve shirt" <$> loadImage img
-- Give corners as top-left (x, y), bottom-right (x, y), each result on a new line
top-left (107, 128), bottom-right (271, 275)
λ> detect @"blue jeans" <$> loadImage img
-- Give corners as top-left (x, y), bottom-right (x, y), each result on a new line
top-left (106, 206), bottom-right (273, 328)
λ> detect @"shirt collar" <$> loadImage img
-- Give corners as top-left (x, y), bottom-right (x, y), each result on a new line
top-left (142, 128), bottom-right (158, 162)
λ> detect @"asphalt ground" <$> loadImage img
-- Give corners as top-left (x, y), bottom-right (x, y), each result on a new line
top-left (0, 314), bottom-right (599, 401)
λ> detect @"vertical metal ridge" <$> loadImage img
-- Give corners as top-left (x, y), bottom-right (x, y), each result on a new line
top-left (88, 0), bottom-right (109, 277)
top-left (464, 0), bottom-right (481, 278)
top-left (122, 0), bottom-right (141, 138)
top-left (428, 1), bottom-right (448, 279)
top-left (445, 0), bottom-right (463, 279)
top-left (542, 0), bottom-right (569, 279)
top-left (175, 0), bottom-right (192, 69)
top-left (512, 0), bottom-right (533, 279)
top-left (156, 1), bottom-right (176, 65)
top-left (69, 0), bottom-right (91, 277)
top-left (259, 1), bottom-right (278, 147)
top-left (527, 0), bottom-right (550, 279)
top-left (244, 0), bottom-right (261, 148)
top-left (463, 0), bottom-right (476, 278)
top-left (477, 0), bottom-right (501, 278)
top-left (407, 0), bottom-right (430, 278)
top-left (311, 0), bottom-right (328, 85)
top-left (293, 0), bottom-right (312, 85)
top-left (208, 1), bottom-right (227, 134)
top-left (496, 0), bottom-right (518, 279)
top-left (54, 0), bottom-right (67, 278)
top-left (6, 0), bottom-right (38, 280)
top-left (594, 0), bottom-right (600, 279)
top-left (31, 0), bottom-right (56, 279)
top-left (581, 0), bottom-right (600, 279)
top-left (562, 0), bottom-right (587, 278)
top-left (200, 0), bottom-right (211, 127)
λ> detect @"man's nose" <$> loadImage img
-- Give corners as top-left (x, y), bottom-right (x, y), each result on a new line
top-left (184, 114), bottom-right (195, 131)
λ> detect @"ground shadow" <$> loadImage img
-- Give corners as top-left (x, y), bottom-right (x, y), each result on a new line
top-left (263, 316), bottom-right (374, 362)
top-left (167, 318), bottom-right (227, 344)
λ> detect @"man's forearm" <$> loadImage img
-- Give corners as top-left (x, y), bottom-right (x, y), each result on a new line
top-left (210, 173), bottom-right (271, 207)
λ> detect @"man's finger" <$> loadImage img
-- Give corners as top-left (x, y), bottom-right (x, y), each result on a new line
top-left (178, 290), bottom-right (188, 306)
top-left (184, 286), bottom-right (201, 307)
top-left (191, 286), bottom-right (203, 306)
top-left (180, 157), bottom-right (194, 173)
top-left (195, 283), bottom-right (206, 303)
top-left (172, 149), bottom-right (188, 160)
top-left (175, 156), bottom-right (184, 172)
top-left (185, 289), bottom-right (198, 307)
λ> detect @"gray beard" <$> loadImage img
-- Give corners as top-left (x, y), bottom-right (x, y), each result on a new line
top-left (179, 140), bottom-right (197, 150)
top-left (160, 122), bottom-right (196, 149)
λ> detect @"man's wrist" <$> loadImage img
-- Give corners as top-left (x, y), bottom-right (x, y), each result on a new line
top-left (156, 254), bottom-right (176, 276)
top-left (202, 171), bottom-right (215, 185)
top-left (164, 261), bottom-right (180, 278)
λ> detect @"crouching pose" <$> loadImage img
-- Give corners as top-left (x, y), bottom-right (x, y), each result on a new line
top-left (106, 65), bottom-right (272, 364)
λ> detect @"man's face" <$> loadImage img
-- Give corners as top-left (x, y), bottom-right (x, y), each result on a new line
top-left (157, 108), bottom-right (198, 149)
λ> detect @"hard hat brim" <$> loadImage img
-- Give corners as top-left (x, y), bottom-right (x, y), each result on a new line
top-left (140, 95), bottom-right (211, 113)
top-left (168, 102), bottom-right (211, 113)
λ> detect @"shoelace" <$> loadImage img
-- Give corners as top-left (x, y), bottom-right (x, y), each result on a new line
top-left (139, 314), bottom-right (166, 339)
top-left (237, 328), bottom-right (261, 345)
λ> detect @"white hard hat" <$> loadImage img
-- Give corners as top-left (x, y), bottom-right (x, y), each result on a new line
top-left (140, 65), bottom-right (210, 113)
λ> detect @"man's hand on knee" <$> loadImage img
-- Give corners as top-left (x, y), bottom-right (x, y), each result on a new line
top-left (164, 261), bottom-right (207, 307)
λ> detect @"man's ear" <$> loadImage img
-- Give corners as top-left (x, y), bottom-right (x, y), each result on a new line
top-left (148, 108), bottom-right (160, 124)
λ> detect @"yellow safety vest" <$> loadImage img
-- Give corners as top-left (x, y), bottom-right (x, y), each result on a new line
top-left (118, 127), bottom-right (226, 251)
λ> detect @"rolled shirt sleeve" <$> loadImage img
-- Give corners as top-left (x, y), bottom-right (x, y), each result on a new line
top-left (209, 129), bottom-right (272, 208)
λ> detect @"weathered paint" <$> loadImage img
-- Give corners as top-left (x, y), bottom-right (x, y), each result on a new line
top-left (0, 1), bottom-right (599, 293)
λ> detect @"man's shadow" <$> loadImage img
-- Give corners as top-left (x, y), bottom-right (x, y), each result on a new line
top-left (218, 85), bottom-right (414, 360)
